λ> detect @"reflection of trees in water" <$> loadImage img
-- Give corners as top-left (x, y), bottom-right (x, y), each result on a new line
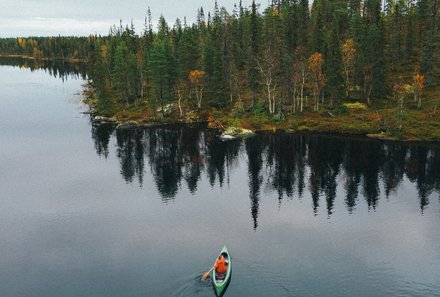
top-left (91, 125), bottom-right (440, 225)
top-left (246, 137), bottom-right (265, 230)
top-left (91, 124), bottom-right (113, 158)
top-left (112, 125), bottom-right (220, 203)
top-left (0, 57), bottom-right (87, 80)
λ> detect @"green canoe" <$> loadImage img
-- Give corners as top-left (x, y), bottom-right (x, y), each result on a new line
top-left (211, 246), bottom-right (232, 297)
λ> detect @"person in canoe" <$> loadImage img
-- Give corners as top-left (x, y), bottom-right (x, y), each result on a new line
top-left (214, 255), bottom-right (228, 280)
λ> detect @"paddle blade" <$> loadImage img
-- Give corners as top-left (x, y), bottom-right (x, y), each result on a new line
top-left (201, 271), bottom-right (210, 281)
top-left (201, 267), bottom-right (213, 281)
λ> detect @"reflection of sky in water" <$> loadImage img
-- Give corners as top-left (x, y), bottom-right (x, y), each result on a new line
top-left (0, 65), bottom-right (439, 297)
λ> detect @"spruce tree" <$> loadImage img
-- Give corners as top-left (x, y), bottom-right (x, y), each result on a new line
top-left (325, 16), bottom-right (345, 101)
top-left (248, 0), bottom-right (260, 106)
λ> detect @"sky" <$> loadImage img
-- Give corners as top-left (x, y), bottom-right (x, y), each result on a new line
top-left (0, 0), bottom-right (265, 38)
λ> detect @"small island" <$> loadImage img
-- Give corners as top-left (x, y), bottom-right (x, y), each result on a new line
top-left (1, 0), bottom-right (440, 141)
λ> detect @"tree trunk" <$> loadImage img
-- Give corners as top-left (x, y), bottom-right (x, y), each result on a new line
top-left (292, 82), bottom-right (297, 114)
top-left (177, 85), bottom-right (183, 117)
top-left (267, 82), bottom-right (272, 114)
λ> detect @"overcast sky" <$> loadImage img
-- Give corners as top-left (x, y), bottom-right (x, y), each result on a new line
top-left (0, 0), bottom-right (266, 37)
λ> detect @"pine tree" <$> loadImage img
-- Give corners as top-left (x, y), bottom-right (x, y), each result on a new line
top-left (93, 41), bottom-right (113, 115)
top-left (364, 0), bottom-right (387, 100)
top-left (248, 0), bottom-right (260, 106)
top-left (325, 16), bottom-right (345, 101)
top-left (148, 16), bottom-right (174, 114)
top-left (112, 41), bottom-right (131, 107)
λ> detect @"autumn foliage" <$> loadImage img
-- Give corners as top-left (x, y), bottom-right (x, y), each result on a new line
top-left (308, 53), bottom-right (325, 111)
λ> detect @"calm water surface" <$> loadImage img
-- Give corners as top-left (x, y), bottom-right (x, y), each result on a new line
top-left (1, 63), bottom-right (440, 297)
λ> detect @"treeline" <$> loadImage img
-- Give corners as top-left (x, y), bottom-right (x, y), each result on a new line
top-left (1, 0), bottom-right (439, 116)
top-left (0, 36), bottom-right (94, 61)
top-left (89, 0), bottom-right (439, 116)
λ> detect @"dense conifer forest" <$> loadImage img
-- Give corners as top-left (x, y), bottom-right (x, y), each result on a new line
top-left (1, 0), bottom-right (439, 140)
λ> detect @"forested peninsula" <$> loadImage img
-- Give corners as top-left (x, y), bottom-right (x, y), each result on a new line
top-left (1, 0), bottom-right (440, 141)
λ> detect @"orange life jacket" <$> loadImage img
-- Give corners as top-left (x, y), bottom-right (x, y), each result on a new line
top-left (215, 257), bottom-right (227, 273)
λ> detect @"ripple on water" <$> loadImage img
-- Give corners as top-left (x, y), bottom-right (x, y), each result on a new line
top-left (168, 272), bottom-right (214, 297)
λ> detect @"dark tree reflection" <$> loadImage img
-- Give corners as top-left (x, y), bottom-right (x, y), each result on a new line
top-left (91, 124), bottom-right (113, 158)
top-left (0, 57), bottom-right (87, 80)
top-left (245, 136), bottom-right (265, 230)
top-left (91, 126), bottom-right (440, 227)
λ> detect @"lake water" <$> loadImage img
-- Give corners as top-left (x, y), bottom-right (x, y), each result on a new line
top-left (1, 62), bottom-right (440, 297)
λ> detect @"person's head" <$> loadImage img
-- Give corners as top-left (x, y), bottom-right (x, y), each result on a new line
top-left (218, 255), bottom-right (223, 260)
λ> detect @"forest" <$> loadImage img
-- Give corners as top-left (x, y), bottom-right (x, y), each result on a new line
top-left (0, 0), bottom-right (439, 140)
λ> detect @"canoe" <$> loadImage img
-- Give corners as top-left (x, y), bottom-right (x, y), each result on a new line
top-left (211, 246), bottom-right (232, 297)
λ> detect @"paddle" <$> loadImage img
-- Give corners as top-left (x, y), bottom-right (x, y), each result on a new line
top-left (201, 266), bottom-right (214, 281)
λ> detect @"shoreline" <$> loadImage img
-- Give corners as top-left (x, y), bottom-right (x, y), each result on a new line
top-left (0, 54), bottom-right (85, 63)
top-left (80, 77), bottom-right (440, 143)
top-left (85, 107), bottom-right (440, 145)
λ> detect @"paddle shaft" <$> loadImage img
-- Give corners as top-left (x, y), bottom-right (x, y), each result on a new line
top-left (201, 266), bottom-right (214, 280)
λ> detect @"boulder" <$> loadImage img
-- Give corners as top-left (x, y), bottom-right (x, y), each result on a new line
top-left (220, 127), bottom-right (256, 141)
top-left (116, 120), bottom-right (139, 130)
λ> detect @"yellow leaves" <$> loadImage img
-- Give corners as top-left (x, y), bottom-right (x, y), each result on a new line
top-left (342, 39), bottom-right (356, 64)
top-left (16, 37), bottom-right (37, 49)
top-left (100, 44), bottom-right (109, 60)
top-left (17, 37), bottom-right (26, 48)
top-left (29, 38), bottom-right (38, 47)
top-left (189, 70), bottom-right (205, 84)
top-left (413, 73), bottom-right (425, 91)
top-left (393, 83), bottom-right (412, 97)
top-left (343, 103), bottom-right (368, 110)
top-left (308, 52), bottom-right (325, 87)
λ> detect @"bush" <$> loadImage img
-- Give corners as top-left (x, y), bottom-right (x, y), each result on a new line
top-left (248, 116), bottom-right (266, 129)
top-left (253, 101), bottom-right (267, 115)
top-left (335, 104), bottom-right (349, 114)
top-left (343, 102), bottom-right (368, 110)
top-left (270, 113), bottom-right (285, 124)
top-left (231, 101), bottom-right (245, 117)
top-left (225, 118), bottom-right (241, 127)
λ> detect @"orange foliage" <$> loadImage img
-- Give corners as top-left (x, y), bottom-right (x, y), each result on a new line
top-left (308, 53), bottom-right (324, 85)
top-left (189, 70), bottom-right (205, 84)
top-left (413, 73), bottom-right (425, 92)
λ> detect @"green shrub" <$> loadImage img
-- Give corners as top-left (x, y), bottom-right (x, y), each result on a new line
top-left (335, 104), bottom-right (349, 114)
top-left (225, 118), bottom-right (241, 127)
top-left (297, 125), bottom-right (312, 132)
top-left (270, 113), bottom-right (285, 124)
top-left (253, 101), bottom-right (267, 115)
top-left (248, 116), bottom-right (266, 129)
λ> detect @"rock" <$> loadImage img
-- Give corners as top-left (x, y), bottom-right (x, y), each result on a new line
top-left (224, 126), bottom-right (241, 136)
top-left (220, 134), bottom-right (238, 141)
top-left (220, 127), bottom-right (256, 141)
top-left (116, 120), bottom-right (139, 130)
top-left (94, 116), bottom-right (108, 121)
top-left (92, 115), bottom-right (119, 125)
top-left (240, 128), bottom-right (256, 136)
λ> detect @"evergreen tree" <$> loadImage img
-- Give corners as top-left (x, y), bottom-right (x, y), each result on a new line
top-left (364, 0), bottom-right (387, 100)
top-left (248, 0), bottom-right (261, 105)
top-left (92, 42), bottom-right (113, 114)
top-left (148, 17), bottom-right (174, 114)
top-left (325, 16), bottom-right (345, 101)
top-left (112, 41), bottom-right (132, 106)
